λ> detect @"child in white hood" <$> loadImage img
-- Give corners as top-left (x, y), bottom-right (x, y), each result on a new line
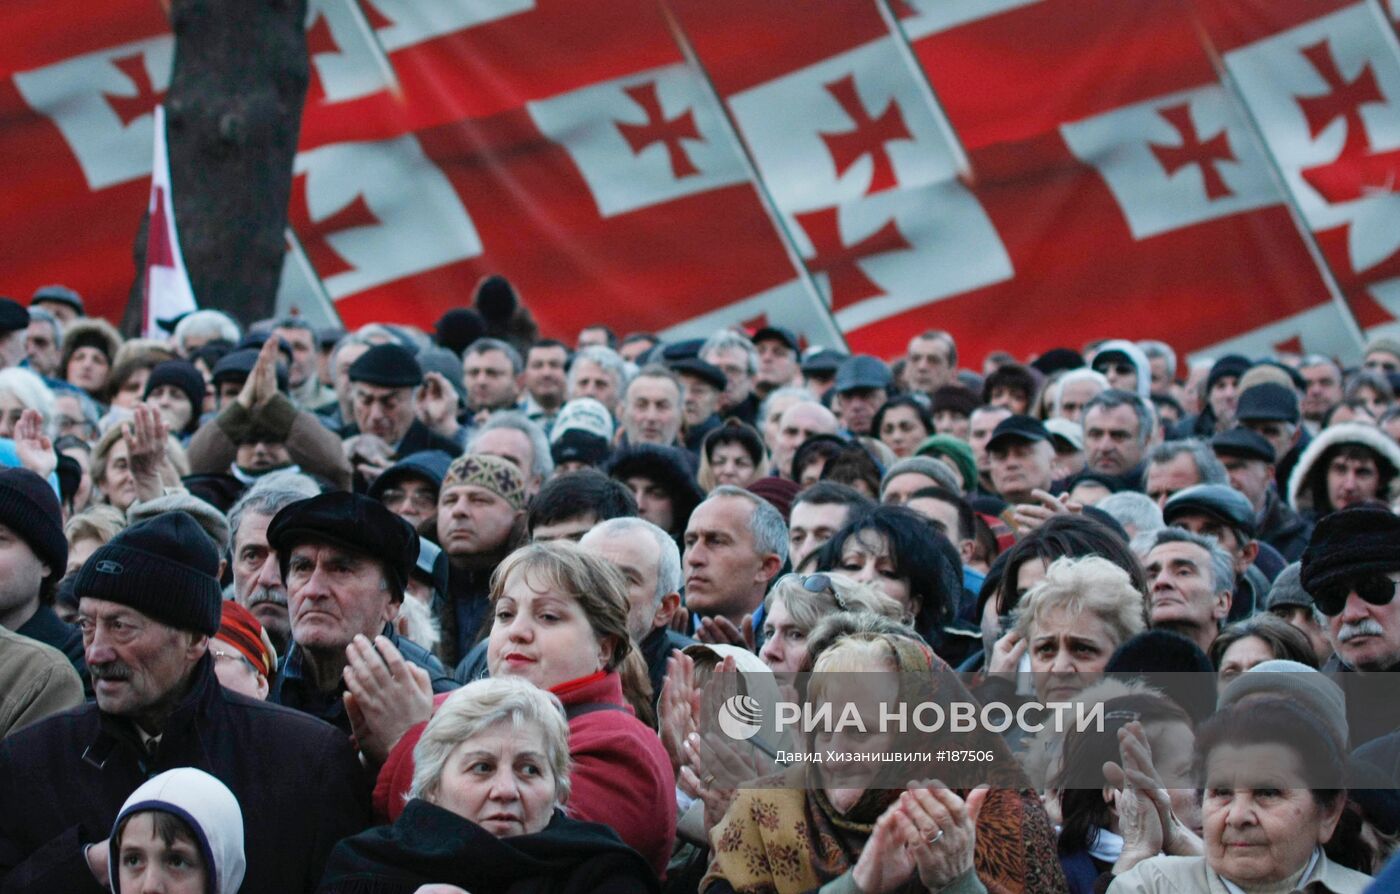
top-left (107, 767), bottom-right (246, 894)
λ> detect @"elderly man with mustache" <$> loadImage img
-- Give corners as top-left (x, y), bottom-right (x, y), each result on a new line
top-left (1302, 508), bottom-right (1400, 748)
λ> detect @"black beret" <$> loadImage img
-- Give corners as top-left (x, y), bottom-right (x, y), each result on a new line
top-left (1211, 428), bottom-right (1276, 464)
top-left (0, 298), bottom-right (30, 334)
top-left (551, 429), bottom-right (612, 468)
top-left (1030, 348), bottom-right (1085, 377)
top-left (267, 492), bottom-right (419, 597)
top-left (349, 343), bottom-right (422, 388)
top-left (1300, 508), bottom-right (1400, 598)
top-left (1164, 483), bottom-right (1256, 538)
top-left (669, 357), bottom-right (727, 392)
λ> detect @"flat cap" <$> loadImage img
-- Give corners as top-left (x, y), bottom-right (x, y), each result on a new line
top-left (1164, 483), bottom-right (1256, 538)
top-left (349, 343), bottom-right (422, 388)
top-left (986, 415), bottom-right (1049, 453)
top-left (31, 285), bottom-right (84, 315)
top-left (0, 298), bottom-right (30, 334)
top-left (1263, 562), bottom-right (1313, 611)
top-left (669, 356), bottom-right (727, 393)
top-left (267, 492), bottom-right (419, 595)
top-left (834, 355), bottom-right (891, 393)
top-left (1211, 428), bottom-right (1276, 465)
top-left (801, 349), bottom-right (847, 376)
top-left (1236, 382), bottom-right (1300, 424)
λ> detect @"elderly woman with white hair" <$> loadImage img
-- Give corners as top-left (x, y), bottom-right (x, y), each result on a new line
top-left (318, 677), bottom-right (657, 894)
top-left (0, 367), bottom-right (56, 439)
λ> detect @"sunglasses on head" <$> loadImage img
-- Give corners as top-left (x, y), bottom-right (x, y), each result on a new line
top-left (1313, 573), bottom-right (1399, 616)
top-left (802, 573), bottom-right (850, 611)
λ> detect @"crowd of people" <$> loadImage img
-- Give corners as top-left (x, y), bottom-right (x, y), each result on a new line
top-left (1, 277), bottom-right (1400, 892)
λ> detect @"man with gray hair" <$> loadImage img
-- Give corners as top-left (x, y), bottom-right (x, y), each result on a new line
top-left (23, 307), bottom-right (62, 379)
top-left (579, 517), bottom-right (693, 703)
top-left (1082, 389), bottom-right (1156, 489)
top-left (683, 485), bottom-right (786, 642)
top-left (1052, 368), bottom-right (1108, 424)
top-left (1143, 527), bottom-right (1234, 654)
top-left (566, 345), bottom-right (629, 417)
top-left (1144, 438), bottom-right (1227, 508)
top-left (226, 475), bottom-right (320, 654)
top-left (1137, 339), bottom-right (1177, 394)
top-left (173, 308), bottom-right (241, 356)
top-left (700, 330), bottom-right (761, 425)
top-left (467, 411), bottom-right (552, 499)
top-left (620, 364), bottom-right (684, 448)
top-left (272, 316), bottom-right (334, 409)
top-left (463, 337), bottom-right (523, 415)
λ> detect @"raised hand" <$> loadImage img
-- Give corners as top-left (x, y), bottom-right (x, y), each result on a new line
top-left (658, 650), bottom-right (699, 776)
top-left (13, 409), bottom-right (55, 480)
top-left (893, 784), bottom-right (988, 892)
top-left (986, 629), bottom-right (1025, 681)
top-left (416, 372), bottom-right (461, 439)
top-left (343, 634), bottom-right (434, 766)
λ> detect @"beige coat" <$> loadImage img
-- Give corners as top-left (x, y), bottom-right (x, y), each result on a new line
top-left (1108, 853), bottom-right (1372, 894)
top-left (0, 625), bottom-right (82, 739)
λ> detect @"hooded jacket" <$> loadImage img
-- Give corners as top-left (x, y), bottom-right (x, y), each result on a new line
top-left (107, 768), bottom-right (245, 894)
top-left (1088, 340), bottom-right (1152, 400)
top-left (1285, 422), bottom-right (1400, 519)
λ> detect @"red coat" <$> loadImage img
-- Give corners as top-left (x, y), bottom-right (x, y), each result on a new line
top-left (374, 671), bottom-right (676, 879)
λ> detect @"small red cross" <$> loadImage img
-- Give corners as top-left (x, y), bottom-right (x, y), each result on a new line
top-left (616, 82), bottom-right (702, 179)
top-left (793, 206), bottom-right (911, 311)
top-left (1297, 40), bottom-right (1383, 160)
top-left (286, 172), bottom-right (381, 279)
top-left (819, 75), bottom-right (913, 195)
top-left (1148, 102), bottom-right (1236, 200)
top-left (105, 53), bottom-right (165, 127)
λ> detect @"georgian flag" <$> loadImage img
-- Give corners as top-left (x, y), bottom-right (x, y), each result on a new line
top-left (141, 105), bottom-right (198, 338)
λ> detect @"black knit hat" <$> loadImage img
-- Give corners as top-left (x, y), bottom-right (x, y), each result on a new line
top-left (267, 492), bottom-right (419, 598)
top-left (1206, 354), bottom-right (1251, 393)
top-left (75, 513), bottom-right (222, 635)
top-left (1300, 508), bottom-right (1400, 597)
top-left (143, 361), bottom-right (206, 430)
top-left (930, 384), bottom-right (980, 417)
top-left (435, 308), bottom-right (486, 357)
top-left (0, 298), bottom-right (29, 334)
top-left (349, 343), bottom-right (422, 388)
top-left (0, 468), bottom-right (66, 584)
top-left (1030, 348), bottom-right (1085, 377)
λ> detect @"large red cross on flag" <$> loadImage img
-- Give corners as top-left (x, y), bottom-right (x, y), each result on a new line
top-left (141, 105), bottom-right (198, 337)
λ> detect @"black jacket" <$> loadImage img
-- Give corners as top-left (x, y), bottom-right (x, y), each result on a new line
top-left (317, 799), bottom-right (657, 894)
top-left (1257, 489), bottom-right (1312, 563)
top-left (640, 625), bottom-right (695, 710)
top-left (271, 624), bottom-right (458, 735)
top-left (0, 654), bottom-right (371, 893)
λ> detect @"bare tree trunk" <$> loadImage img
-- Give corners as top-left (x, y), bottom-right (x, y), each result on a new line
top-left (125, 0), bottom-right (309, 334)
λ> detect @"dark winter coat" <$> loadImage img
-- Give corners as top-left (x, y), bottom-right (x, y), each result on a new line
top-left (0, 654), bottom-right (371, 893)
top-left (317, 799), bottom-right (657, 894)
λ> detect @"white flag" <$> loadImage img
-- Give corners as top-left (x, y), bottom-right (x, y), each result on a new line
top-left (142, 104), bottom-right (198, 338)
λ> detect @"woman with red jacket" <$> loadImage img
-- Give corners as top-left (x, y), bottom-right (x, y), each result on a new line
top-left (372, 542), bottom-right (676, 880)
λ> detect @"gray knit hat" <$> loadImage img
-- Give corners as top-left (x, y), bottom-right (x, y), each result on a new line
top-left (880, 456), bottom-right (961, 497)
top-left (1219, 659), bottom-right (1348, 747)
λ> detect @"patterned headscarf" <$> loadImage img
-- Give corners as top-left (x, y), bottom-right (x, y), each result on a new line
top-left (442, 454), bottom-right (525, 510)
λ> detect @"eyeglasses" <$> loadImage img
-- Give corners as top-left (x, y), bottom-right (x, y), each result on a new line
top-left (1094, 362), bottom-right (1136, 377)
top-left (802, 573), bottom-right (849, 611)
top-left (381, 488), bottom-right (437, 511)
top-left (1312, 574), bottom-right (1399, 616)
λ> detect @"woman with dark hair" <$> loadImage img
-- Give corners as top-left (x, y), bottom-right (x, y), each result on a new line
top-left (812, 504), bottom-right (964, 656)
top-left (818, 443), bottom-right (883, 498)
top-left (697, 421), bottom-right (768, 492)
top-left (1052, 692), bottom-right (1198, 894)
top-left (973, 515), bottom-right (1148, 672)
top-left (1208, 613), bottom-right (1318, 695)
top-left (873, 395), bottom-right (933, 459)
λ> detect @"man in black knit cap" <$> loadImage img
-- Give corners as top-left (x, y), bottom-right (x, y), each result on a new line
top-left (0, 467), bottom-right (81, 680)
top-left (1302, 507), bottom-right (1400, 746)
top-left (0, 512), bottom-right (369, 892)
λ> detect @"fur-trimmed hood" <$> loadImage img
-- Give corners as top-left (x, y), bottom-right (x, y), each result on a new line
top-left (1286, 422), bottom-right (1400, 514)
